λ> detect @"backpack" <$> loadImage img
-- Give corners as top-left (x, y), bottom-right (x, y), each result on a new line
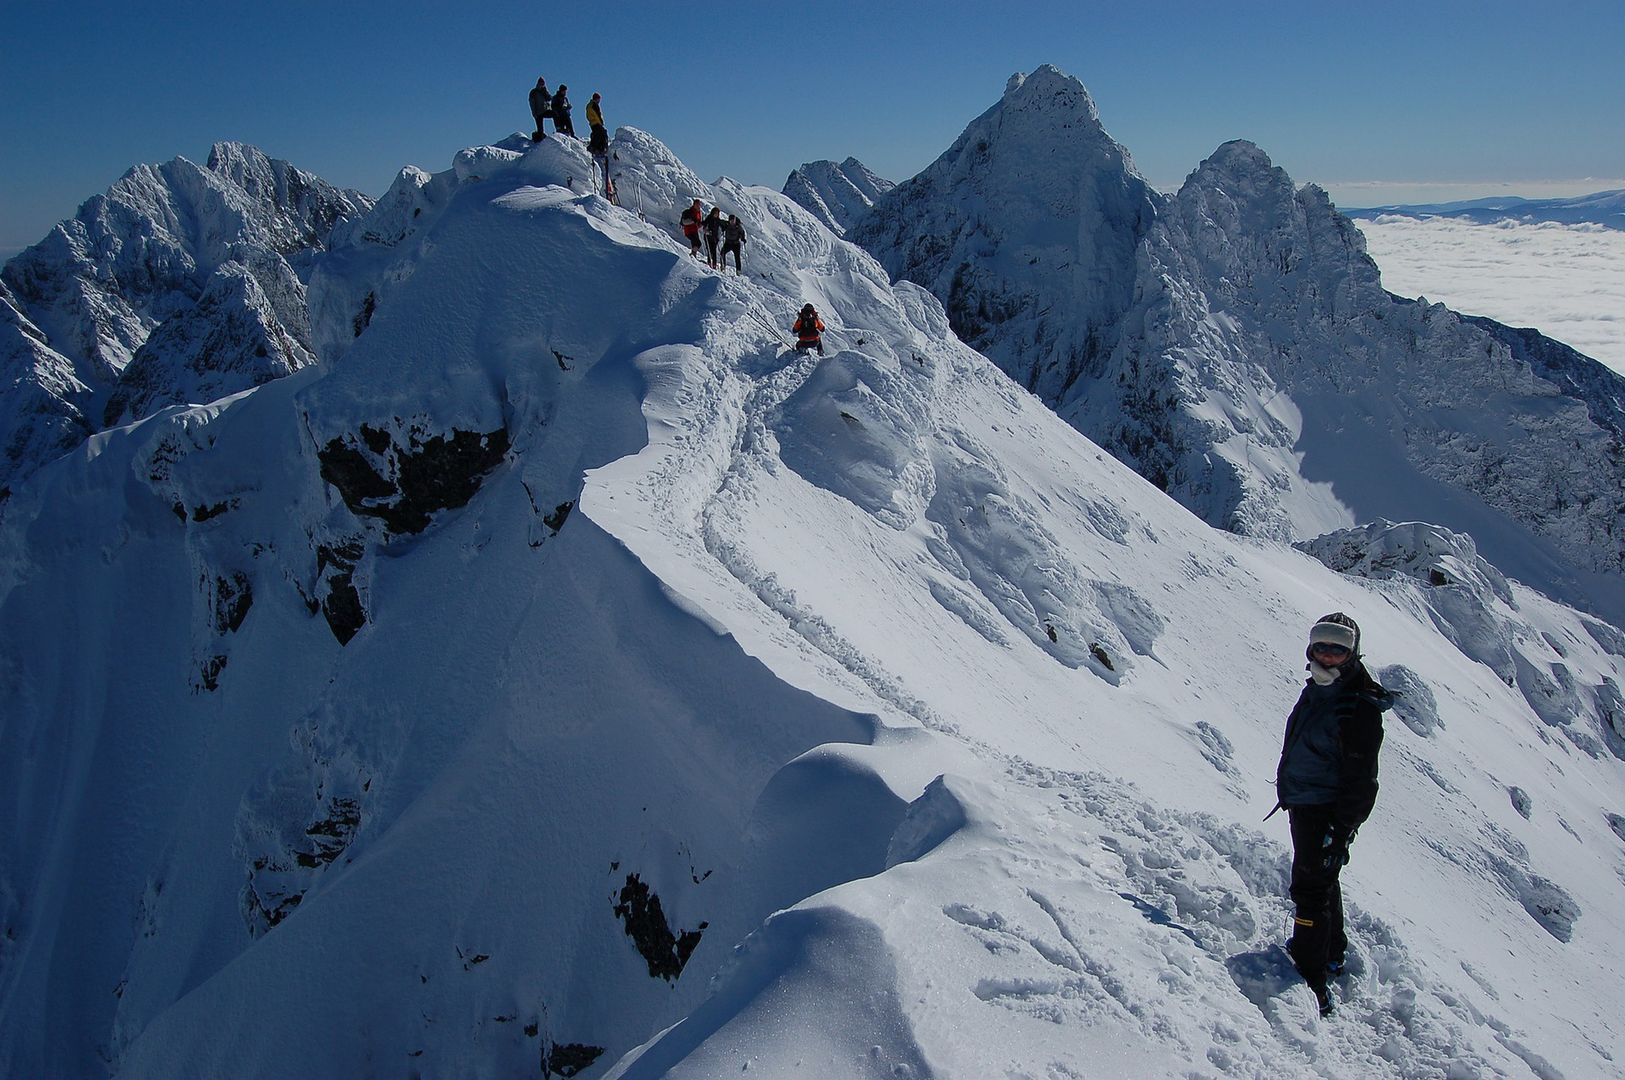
top-left (797, 312), bottom-right (819, 337)
top-left (681, 206), bottom-right (699, 226)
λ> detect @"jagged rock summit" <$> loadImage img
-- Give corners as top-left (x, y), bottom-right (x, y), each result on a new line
top-left (782, 157), bottom-right (894, 236)
top-left (0, 142), bottom-right (371, 497)
top-left (855, 66), bottom-right (1625, 626)
top-left (3, 120), bottom-right (1623, 1080)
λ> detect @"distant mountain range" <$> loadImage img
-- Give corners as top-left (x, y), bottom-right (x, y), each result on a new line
top-left (1343, 189), bottom-right (1625, 229)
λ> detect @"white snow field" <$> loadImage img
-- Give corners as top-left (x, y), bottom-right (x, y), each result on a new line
top-left (1, 126), bottom-right (1623, 1080)
top-left (1356, 215), bottom-right (1625, 377)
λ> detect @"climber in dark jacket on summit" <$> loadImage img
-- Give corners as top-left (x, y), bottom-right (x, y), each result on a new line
top-left (1273, 611), bottom-right (1393, 1016)
top-left (528, 77), bottom-right (551, 140)
top-left (551, 85), bottom-right (575, 138)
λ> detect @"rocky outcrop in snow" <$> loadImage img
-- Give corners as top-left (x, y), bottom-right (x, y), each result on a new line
top-left (782, 158), bottom-right (894, 237)
top-left (0, 142), bottom-right (370, 497)
top-left (855, 66), bottom-right (1625, 625)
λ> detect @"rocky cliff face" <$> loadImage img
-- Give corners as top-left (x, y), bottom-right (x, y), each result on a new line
top-left (0, 142), bottom-right (370, 497)
top-left (855, 67), bottom-right (1625, 624)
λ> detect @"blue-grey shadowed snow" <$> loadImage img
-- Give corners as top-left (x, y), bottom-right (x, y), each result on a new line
top-left (606, 907), bottom-right (931, 1080)
top-left (1225, 946), bottom-right (1298, 1002)
top-left (1117, 892), bottom-right (1202, 945)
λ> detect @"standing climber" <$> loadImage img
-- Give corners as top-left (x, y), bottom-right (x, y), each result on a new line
top-left (528, 77), bottom-right (551, 140)
top-left (702, 206), bottom-right (723, 269)
top-left (792, 303), bottom-right (825, 355)
top-left (1273, 612), bottom-right (1392, 1017)
top-left (720, 213), bottom-right (746, 274)
top-left (679, 199), bottom-right (704, 258)
top-left (587, 121), bottom-right (611, 193)
top-left (586, 92), bottom-right (605, 136)
top-left (551, 84), bottom-right (575, 138)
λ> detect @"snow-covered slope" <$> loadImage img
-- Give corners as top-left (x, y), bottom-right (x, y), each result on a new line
top-left (1346, 190), bottom-right (1625, 230)
top-left (2, 127), bottom-right (1624, 1080)
top-left (782, 158), bottom-right (894, 237)
top-left (0, 143), bottom-right (370, 496)
top-left (854, 68), bottom-right (1625, 629)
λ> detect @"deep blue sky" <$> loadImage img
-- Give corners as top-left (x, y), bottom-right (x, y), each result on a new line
top-left (3, 0), bottom-right (1623, 258)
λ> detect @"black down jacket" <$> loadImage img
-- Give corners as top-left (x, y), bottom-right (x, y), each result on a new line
top-left (1275, 660), bottom-right (1393, 827)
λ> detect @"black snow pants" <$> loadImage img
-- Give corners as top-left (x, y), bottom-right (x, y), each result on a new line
top-left (1287, 804), bottom-right (1350, 989)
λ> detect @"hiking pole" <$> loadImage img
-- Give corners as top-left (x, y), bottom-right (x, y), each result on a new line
top-left (744, 308), bottom-right (793, 348)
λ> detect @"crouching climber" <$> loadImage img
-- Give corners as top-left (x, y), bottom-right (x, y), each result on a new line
top-left (793, 304), bottom-right (825, 356)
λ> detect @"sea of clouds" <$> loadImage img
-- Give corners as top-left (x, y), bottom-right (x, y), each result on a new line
top-left (1355, 216), bottom-right (1625, 376)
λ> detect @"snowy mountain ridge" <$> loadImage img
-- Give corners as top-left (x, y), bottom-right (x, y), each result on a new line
top-left (852, 67), bottom-right (1625, 629)
top-left (782, 157), bottom-right (895, 237)
top-left (0, 142), bottom-right (371, 497)
top-left (2, 115), bottom-right (1623, 1079)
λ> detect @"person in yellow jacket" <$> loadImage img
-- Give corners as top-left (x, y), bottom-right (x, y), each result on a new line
top-left (586, 92), bottom-right (604, 130)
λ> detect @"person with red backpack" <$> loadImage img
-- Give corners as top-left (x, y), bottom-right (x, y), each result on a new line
top-left (792, 304), bottom-right (824, 355)
top-left (679, 199), bottom-right (703, 258)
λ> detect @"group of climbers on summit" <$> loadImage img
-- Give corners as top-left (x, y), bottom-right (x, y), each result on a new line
top-left (529, 77), bottom-right (600, 143)
top-left (529, 76), bottom-right (613, 198)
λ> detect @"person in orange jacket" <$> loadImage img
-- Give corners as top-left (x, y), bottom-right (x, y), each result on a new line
top-left (793, 303), bottom-right (825, 355)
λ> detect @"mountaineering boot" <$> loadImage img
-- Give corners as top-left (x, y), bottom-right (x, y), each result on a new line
top-left (1312, 983), bottom-right (1334, 1017)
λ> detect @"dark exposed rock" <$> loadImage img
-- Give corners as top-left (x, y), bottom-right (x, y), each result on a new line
top-left (245, 885), bottom-right (302, 932)
top-left (317, 441), bottom-right (394, 503)
top-left (352, 291), bottom-right (376, 338)
top-left (318, 424), bottom-right (510, 535)
top-left (243, 791), bottom-right (363, 936)
top-left (1608, 813), bottom-right (1625, 843)
top-left (612, 873), bottom-right (707, 982)
top-left (360, 423), bottom-right (391, 454)
top-left (295, 797), bottom-right (360, 869)
top-left (192, 500), bottom-right (235, 522)
top-left (543, 1042), bottom-right (605, 1078)
top-left (543, 501), bottom-right (573, 533)
top-left (198, 654), bottom-right (228, 691)
top-left (214, 572), bottom-right (253, 634)
top-left (317, 540), bottom-right (365, 645)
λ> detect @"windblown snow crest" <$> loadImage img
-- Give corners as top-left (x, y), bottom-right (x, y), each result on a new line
top-left (1, 112), bottom-right (1624, 1080)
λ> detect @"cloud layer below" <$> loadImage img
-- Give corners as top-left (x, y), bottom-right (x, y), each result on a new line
top-left (1355, 216), bottom-right (1625, 376)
